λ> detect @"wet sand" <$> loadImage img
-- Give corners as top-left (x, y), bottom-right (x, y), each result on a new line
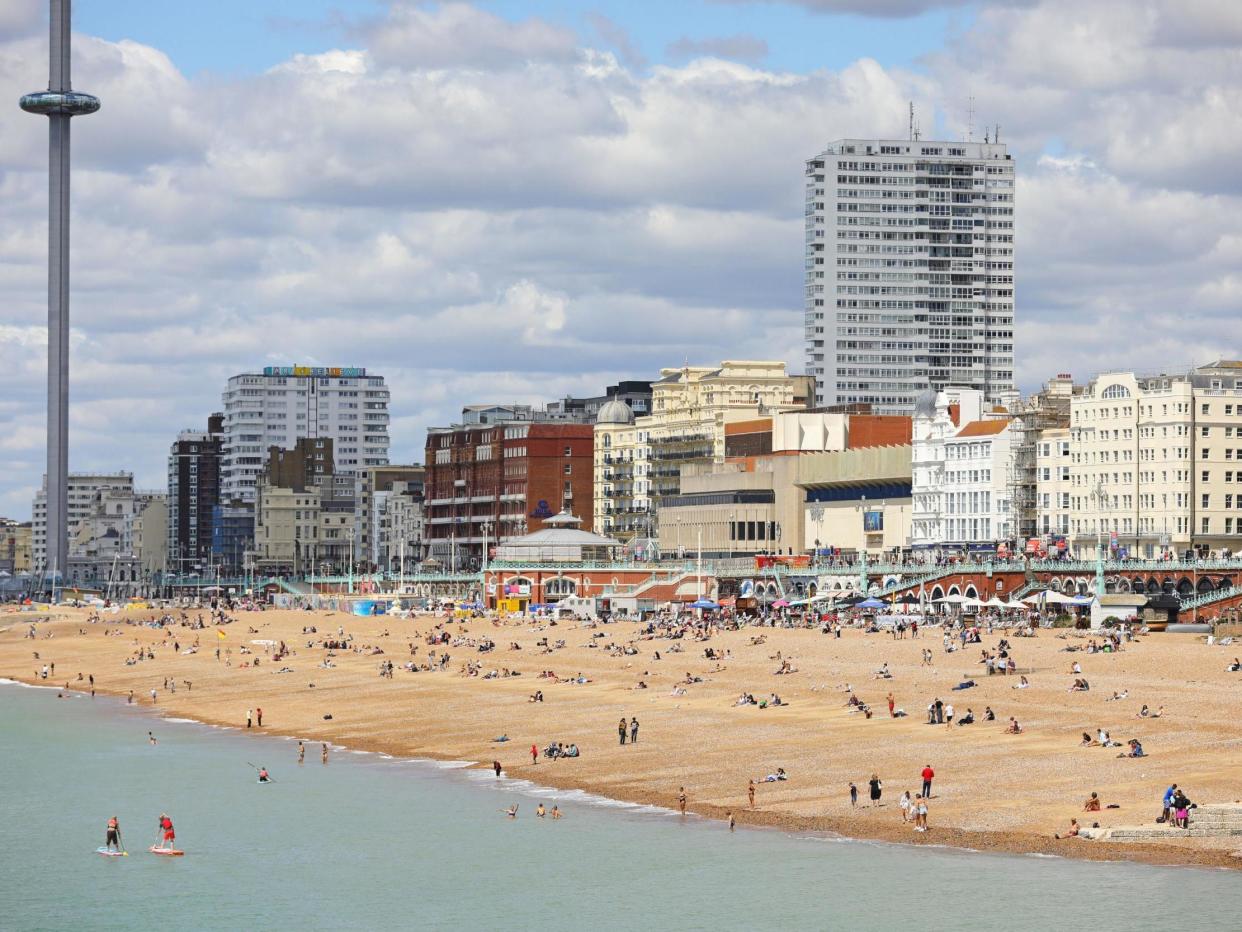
top-left (4, 605), bottom-right (1241, 869)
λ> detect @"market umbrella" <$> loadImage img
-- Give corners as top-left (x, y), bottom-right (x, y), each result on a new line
top-left (896, 592), bottom-right (921, 604)
top-left (771, 599), bottom-right (790, 608)
top-left (835, 593), bottom-right (866, 607)
top-left (690, 598), bottom-right (720, 610)
top-left (857, 597), bottom-right (888, 610)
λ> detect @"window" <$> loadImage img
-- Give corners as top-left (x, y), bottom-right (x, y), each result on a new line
top-left (1202, 494), bottom-right (1210, 509)
top-left (1202, 426), bottom-right (1210, 437)
top-left (563, 464), bottom-right (572, 475)
top-left (564, 446), bottom-right (572, 456)
top-left (1203, 471), bottom-right (1211, 483)
top-left (1202, 517), bottom-right (1211, 533)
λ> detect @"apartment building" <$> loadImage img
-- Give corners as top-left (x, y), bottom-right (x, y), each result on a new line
top-left (805, 138), bottom-right (1016, 412)
top-left (220, 366), bottom-right (389, 504)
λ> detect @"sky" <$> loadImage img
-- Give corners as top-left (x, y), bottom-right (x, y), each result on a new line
top-left (1, 0), bottom-right (1240, 520)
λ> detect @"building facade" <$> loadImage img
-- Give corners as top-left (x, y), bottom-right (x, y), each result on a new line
top-left (357, 464), bottom-right (425, 567)
top-left (0, 520), bottom-right (33, 574)
top-left (911, 388), bottom-right (1019, 554)
top-left (220, 365), bottom-right (389, 504)
top-left (424, 421), bottom-right (594, 569)
top-left (594, 361), bottom-right (813, 543)
top-left (805, 138), bottom-right (1016, 412)
top-left (32, 472), bottom-right (134, 569)
top-left (1063, 364), bottom-right (1242, 559)
top-left (798, 445), bottom-right (914, 557)
top-left (167, 414), bottom-right (223, 573)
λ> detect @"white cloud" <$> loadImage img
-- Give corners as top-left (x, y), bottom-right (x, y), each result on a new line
top-left (0, 0), bottom-right (1239, 519)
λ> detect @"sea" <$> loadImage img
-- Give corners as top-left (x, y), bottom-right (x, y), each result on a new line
top-left (2, 681), bottom-right (1240, 931)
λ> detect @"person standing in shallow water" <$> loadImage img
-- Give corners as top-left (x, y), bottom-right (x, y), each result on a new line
top-left (493, 760), bottom-right (503, 777)
top-left (322, 743), bottom-right (329, 764)
top-left (298, 741), bottom-right (305, 764)
top-left (678, 787), bottom-right (687, 815)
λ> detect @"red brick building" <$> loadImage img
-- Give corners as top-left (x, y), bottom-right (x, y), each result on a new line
top-left (424, 421), bottom-right (594, 568)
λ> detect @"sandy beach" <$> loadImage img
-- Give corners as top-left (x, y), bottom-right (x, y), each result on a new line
top-left (4, 605), bottom-right (1241, 869)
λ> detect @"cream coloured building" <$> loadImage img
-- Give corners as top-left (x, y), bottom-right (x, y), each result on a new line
top-left (594, 361), bottom-right (813, 543)
top-left (798, 445), bottom-right (913, 557)
top-left (1034, 427), bottom-right (1072, 542)
top-left (655, 456), bottom-right (804, 559)
top-left (1068, 371), bottom-right (1194, 558)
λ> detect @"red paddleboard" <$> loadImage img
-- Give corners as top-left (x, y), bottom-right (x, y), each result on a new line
top-left (149, 845), bottom-right (185, 856)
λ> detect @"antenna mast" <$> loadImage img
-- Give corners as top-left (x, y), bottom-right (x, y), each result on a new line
top-left (966, 95), bottom-right (975, 142)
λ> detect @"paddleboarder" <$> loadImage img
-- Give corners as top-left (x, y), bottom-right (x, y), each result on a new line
top-left (156, 813), bottom-right (175, 850)
top-left (105, 815), bottom-right (121, 852)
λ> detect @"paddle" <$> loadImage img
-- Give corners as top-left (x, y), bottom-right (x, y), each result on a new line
top-left (117, 828), bottom-right (127, 855)
top-left (246, 761), bottom-right (276, 783)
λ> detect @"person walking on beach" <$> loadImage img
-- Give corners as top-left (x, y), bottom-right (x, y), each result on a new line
top-left (849, 782), bottom-right (858, 807)
top-left (128, 690), bottom-right (133, 705)
top-left (869, 774), bottom-right (883, 806)
top-left (630, 717), bottom-right (639, 744)
top-left (618, 717), bottom-right (627, 745)
top-left (246, 709), bottom-right (253, 729)
top-left (150, 688), bottom-right (157, 704)
top-left (256, 707), bottom-right (263, 727)
top-left (921, 764), bottom-right (935, 799)
top-left (105, 816), bottom-right (121, 853)
top-left (678, 787), bottom-right (687, 815)
top-left (531, 744), bottom-right (538, 765)
top-left (298, 741), bottom-right (305, 764)
top-left (748, 780), bottom-right (756, 809)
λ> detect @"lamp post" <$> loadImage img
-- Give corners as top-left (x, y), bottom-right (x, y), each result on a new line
top-left (1093, 478), bottom-right (1107, 597)
top-left (21, 1), bottom-right (99, 601)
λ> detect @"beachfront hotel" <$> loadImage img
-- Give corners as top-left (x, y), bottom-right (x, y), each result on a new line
top-left (805, 138), bottom-right (1016, 413)
top-left (219, 366), bottom-right (390, 505)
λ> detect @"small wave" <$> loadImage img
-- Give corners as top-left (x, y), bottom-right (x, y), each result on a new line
top-left (162, 717), bottom-right (197, 724)
top-left (0, 678), bottom-right (59, 690)
top-left (427, 759), bottom-right (476, 770)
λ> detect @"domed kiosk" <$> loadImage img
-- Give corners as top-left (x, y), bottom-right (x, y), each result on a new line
top-left (492, 511), bottom-right (621, 563)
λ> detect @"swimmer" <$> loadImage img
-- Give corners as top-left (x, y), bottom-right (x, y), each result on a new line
top-left (536, 803), bottom-right (546, 818)
top-left (551, 805), bottom-right (562, 819)
top-left (148, 731), bottom-right (157, 746)
top-left (501, 804), bottom-right (519, 819)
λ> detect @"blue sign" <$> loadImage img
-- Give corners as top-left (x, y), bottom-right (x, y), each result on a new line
top-left (529, 500), bottom-right (554, 520)
top-left (863, 511), bottom-right (884, 533)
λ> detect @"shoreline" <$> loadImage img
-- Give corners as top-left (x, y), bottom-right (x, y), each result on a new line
top-left (4, 671), bottom-right (1237, 872)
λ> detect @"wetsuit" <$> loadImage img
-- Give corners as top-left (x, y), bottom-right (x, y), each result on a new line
top-left (106, 818), bottom-right (119, 848)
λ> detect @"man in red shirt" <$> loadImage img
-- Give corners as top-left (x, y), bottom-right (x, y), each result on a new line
top-left (531, 744), bottom-right (538, 765)
top-left (158, 813), bottom-right (175, 849)
top-left (921, 764), bottom-right (935, 798)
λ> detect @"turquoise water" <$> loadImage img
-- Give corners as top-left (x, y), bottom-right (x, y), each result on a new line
top-left (2, 682), bottom-right (1239, 931)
